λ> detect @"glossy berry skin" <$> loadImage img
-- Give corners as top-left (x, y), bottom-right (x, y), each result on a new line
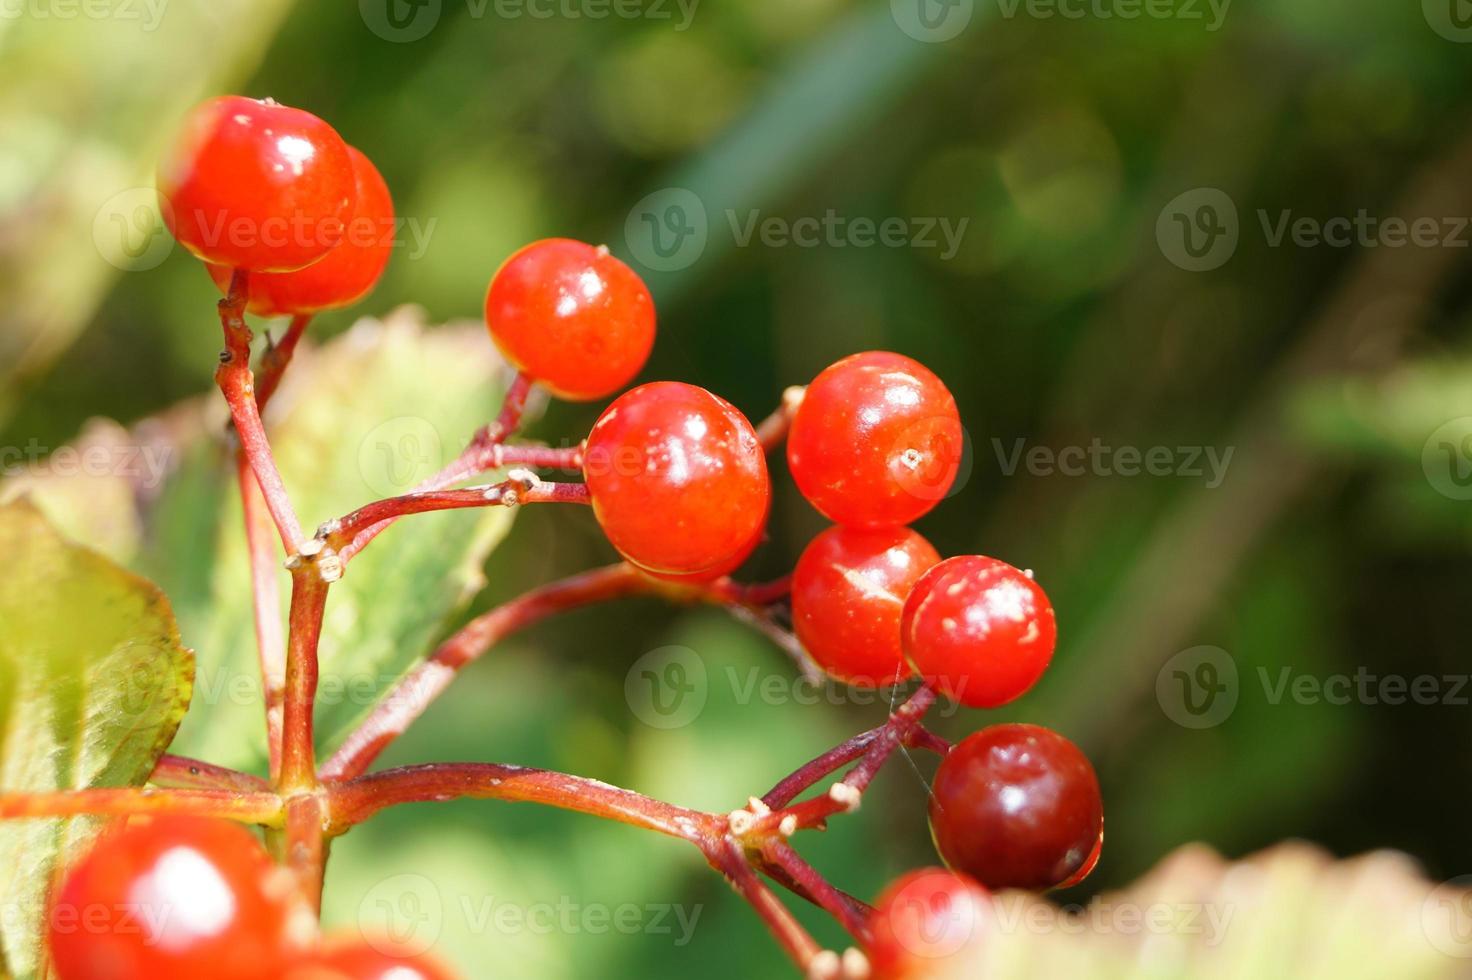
top-left (868, 868), bottom-right (990, 979)
top-left (208, 146), bottom-right (394, 316)
top-left (484, 238), bottom-right (655, 401)
top-left (929, 725), bottom-right (1103, 891)
top-left (47, 816), bottom-right (298, 980)
top-left (158, 96), bottom-right (355, 272)
top-left (285, 938), bottom-right (459, 980)
top-left (1056, 828), bottom-right (1104, 889)
top-left (791, 525), bottom-right (940, 686)
top-left (584, 382), bottom-right (770, 579)
top-left (900, 555), bottom-right (1056, 708)
top-left (787, 351), bottom-right (962, 528)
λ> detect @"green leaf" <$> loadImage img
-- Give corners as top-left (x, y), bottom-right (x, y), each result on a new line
top-left (0, 499), bottom-right (193, 979)
top-left (4, 309), bottom-right (518, 774)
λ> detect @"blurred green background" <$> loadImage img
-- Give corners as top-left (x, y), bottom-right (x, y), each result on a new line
top-left (4, 0), bottom-right (1472, 976)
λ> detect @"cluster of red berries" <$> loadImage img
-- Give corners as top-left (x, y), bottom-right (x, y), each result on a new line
top-left (158, 96), bottom-right (395, 316)
top-left (138, 92), bottom-right (1106, 978)
top-left (47, 817), bottom-right (453, 980)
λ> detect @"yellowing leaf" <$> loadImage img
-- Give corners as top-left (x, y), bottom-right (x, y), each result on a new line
top-left (0, 500), bottom-right (193, 979)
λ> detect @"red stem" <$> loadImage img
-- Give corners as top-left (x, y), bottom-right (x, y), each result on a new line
top-left (762, 730), bottom-right (881, 810)
top-left (327, 763), bottom-right (719, 841)
top-left (325, 480), bottom-right (588, 560)
top-left (762, 840), bottom-right (871, 942)
top-left (280, 572), bottom-right (328, 791)
top-left (708, 838), bottom-right (825, 971)
top-left (753, 686), bottom-right (939, 836)
top-left (0, 788), bottom-right (283, 824)
top-left (283, 794), bottom-right (328, 913)
top-left (755, 386), bottom-right (804, 454)
top-left (321, 564), bottom-right (647, 780)
top-left (216, 270), bottom-right (304, 552)
top-left (151, 755), bottom-right (270, 793)
top-left (238, 455), bottom-right (286, 778)
top-left (340, 372), bottom-right (543, 559)
top-left (254, 313), bottom-right (311, 412)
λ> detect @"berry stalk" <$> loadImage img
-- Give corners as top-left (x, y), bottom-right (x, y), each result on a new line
top-left (280, 571), bottom-right (329, 792)
top-left (238, 454), bottom-right (287, 778)
top-left (321, 563), bottom-right (647, 780)
top-left (216, 270), bottom-right (305, 552)
top-left (0, 788), bottom-right (284, 824)
top-left (150, 755), bottom-right (271, 793)
top-left (253, 313), bottom-right (312, 412)
top-left (326, 763), bottom-right (720, 841)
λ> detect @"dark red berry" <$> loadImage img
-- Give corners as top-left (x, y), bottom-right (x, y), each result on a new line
top-left (208, 146), bottom-right (394, 316)
top-left (158, 96), bottom-right (355, 272)
top-left (485, 238), bottom-right (655, 401)
top-left (867, 868), bottom-right (989, 979)
top-left (47, 816), bottom-right (300, 980)
top-left (901, 555), bottom-right (1056, 708)
top-left (928, 724), bottom-right (1103, 891)
top-left (584, 382), bottom-right (770, 579)
top-left (787, 351), bottom-right (962, 528)
top-left (791, 525), bottom-right (940, 686)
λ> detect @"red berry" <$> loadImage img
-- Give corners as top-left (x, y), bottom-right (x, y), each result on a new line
top-left (791, 525), bottom-right (940, 686)
top-left (786, 351), bottom-right (962, 528)
top-left (584, 382), bottom-right (770, 579)
top-left (1056, 828), bottom-right (1104, 889)
top-left (901, 555), bottom-right (1056, 708)
top-left (158, 96), bottom-right (355, 272)
top-left (929, 725), bottom-right (1103, 891)
top-left (285, 937), bottom-right (458, 980)
top-left (47, 816), bottom-right (299, 980)
top-left (867, 868), bottom-right (989, 979)
top-left (208, 146), bottom-right (394, 316)
top-left (484, 238), bottom-right (655, 401)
